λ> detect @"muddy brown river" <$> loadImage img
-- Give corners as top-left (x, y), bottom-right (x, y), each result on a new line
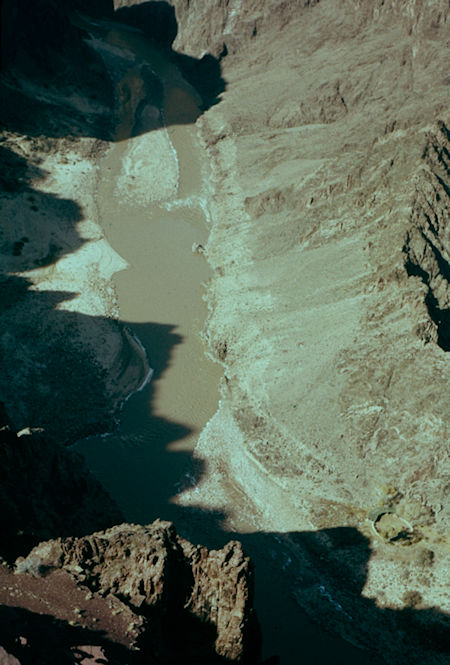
top-left (76, 21), bottom-right (222, 523)
top-left (76, 20), bottom-right (386, 665)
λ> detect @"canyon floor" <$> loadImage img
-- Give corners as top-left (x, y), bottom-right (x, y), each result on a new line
top-left (0, 1), bottom-right (449, 664)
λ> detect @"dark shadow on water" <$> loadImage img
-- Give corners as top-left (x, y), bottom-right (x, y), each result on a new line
top-left (1, 236), bottom-right (448, 665)
top-left (165, 503), bottom-right (450, 665)
top-left (1, 124), bottom-right (448, 665)
top-left (75, 319), bottom-right (198, 525)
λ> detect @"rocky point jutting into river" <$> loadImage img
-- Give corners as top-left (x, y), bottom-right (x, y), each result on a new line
top-left (0, 1), bottom-right (449, 664)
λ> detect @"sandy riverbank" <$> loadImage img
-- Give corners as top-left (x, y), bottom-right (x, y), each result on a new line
top-left (0, 10), bottom-right (223, 446)
top-left (2, 2), bottom-right (448, 663)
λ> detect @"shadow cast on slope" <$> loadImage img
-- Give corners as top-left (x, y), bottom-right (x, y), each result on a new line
top-left (74, 318), bottom-right (198, 525)
top-left (1, 113), bottom-right (447, 665)
top-left (114, 1), bottom-right (226, 111)
top-left (0, 275), bottom-right (197, 562)
top-left (1, 0), bottom-right (226, 142)
top-left (0, 603), bottom-right (243, 665)
top-left (0, 606), bottom-right (136, 665)
top-left (167, 500), bottom-right (450, 665)
top-left (1, 7), bottom-right (447, 665)
top-left (2, 234), bottom-right (448, 665)
top-left (0, 274), bottom-right (192, 444)
top-left (0, 137), bottom-right (194, 550)
top-left (0, 145), bottom-right (86, 267)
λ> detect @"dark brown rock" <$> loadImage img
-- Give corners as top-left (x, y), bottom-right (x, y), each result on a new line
top-left (1, 0), bottom-right (113, 106)
top-left (19, 521), bottom-right (261, 664)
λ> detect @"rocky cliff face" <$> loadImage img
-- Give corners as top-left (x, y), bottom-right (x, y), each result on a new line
top-left (0, 2), bottom-right (261, 663)
top-left (0, 421), bottom-right (259, 663)
top-left (1, 0), bottom-right (112, 104)
top-left (14, 521), bottom-right (259, 664)
top-left (403, 121), bottom-right (450, 350)
top-left (159, 0), bottom-right (449, 662)
top-left (0, 0), bottom-right (148, 440)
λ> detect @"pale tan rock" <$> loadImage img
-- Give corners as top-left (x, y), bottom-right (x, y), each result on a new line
top-left (0, 646), bottom-right (21, 665)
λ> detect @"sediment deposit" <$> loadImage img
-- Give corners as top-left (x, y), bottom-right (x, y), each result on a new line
top-left (0, 1), bottom-right (257, 662)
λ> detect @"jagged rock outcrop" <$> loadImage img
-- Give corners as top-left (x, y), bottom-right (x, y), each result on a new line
top-left (18, 521), bottom-right (260, 664)
top-left (114, 0), bottom-right (322, 60)
top-left (166, 1), bottom-right (449, 662)
top-left (403, 121), bottom-right (450, 350)
top-left (0, 3), bottom-right (260, 663)
top-left (1, 1), bottom-right (448, 663)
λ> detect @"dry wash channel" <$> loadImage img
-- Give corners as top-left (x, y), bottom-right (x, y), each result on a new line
top-left (76, 20), bottom-right (222, 522)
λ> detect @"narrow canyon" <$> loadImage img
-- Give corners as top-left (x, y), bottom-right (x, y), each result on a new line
top-left (0, 1), bottom-right (448, 664)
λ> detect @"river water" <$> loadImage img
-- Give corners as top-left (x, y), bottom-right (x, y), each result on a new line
top-left (75, 20), bottom-right (386, 665)
top-left (76, 23), bottom-right (222, 524)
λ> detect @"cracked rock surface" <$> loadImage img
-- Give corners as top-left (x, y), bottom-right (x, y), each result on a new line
top-left (15, 521), bottom-right (259, 664)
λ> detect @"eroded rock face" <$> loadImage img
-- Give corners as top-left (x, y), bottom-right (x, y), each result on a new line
top-left (403, 121), bottom-right (450, 350)
top-left (163, 0), bottom-right (449, 661)
top-left (1, 1), bottom-right (448, 662)
top-left (114, 0), bottom-right (318, 59)
top-left (19, 521), bottom-right (260, 664)
top-left (0, 2), bottom-right (260, 663)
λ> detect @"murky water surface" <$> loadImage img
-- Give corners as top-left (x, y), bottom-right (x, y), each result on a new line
top-left (76, 20), bottom-right (386, 665)
top-left (76, 23), bottom-right (222, 523)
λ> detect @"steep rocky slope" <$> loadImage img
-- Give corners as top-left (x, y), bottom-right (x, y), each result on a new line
top-left (158, 0), bottom-right (449, 662)
top-left (0, 421), bottom-right (124, 561)
top-left (0, 1), bottom-right (260, 663)
top-left (0, 423), bottom-right (259, 664)
top-left (0, 0), bottom-right (152, 440)
top-left (111, 1), bottom-right (450, 659)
